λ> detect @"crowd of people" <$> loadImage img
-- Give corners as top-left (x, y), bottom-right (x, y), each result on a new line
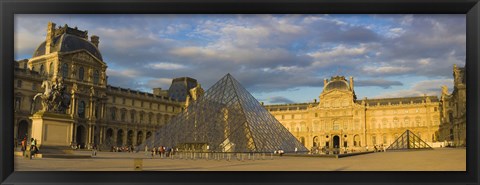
top-left (145, 146), bottom-right (175, 158)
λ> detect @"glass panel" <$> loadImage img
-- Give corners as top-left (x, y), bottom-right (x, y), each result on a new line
top-left (140, 74), bottom-right (308, 153)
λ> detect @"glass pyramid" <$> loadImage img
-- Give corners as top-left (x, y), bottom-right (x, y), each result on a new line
top-left (386, 130), bottom-right (433, 150)
top-left (141, 74), bottom-right (308, 153)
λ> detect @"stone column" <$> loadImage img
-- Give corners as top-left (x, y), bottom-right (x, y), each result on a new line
top-left (70, 94), bottom-right (76, 116)
top-left (72, 123), bottom-right (77, 143)
top-left (86, 125), bottom-right (93, 148)
top-left (132, 130), bottom-right (138, 146)
top-left (142, 129), bottom-right (147, 145)
top-left (99, 126), bottom-right (104, 145)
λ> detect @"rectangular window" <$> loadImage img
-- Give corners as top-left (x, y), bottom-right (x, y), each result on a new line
top-left (434, 107), bottom-right (438, 112)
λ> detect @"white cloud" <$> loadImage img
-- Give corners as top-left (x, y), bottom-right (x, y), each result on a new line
top-left (387, 27), bottom-right (405, 38)
top-left (374, 79), bottom-right (454, 98)
top-left (148, 62), bottom-right (186, 70)
top-left (308, 45), bottom-right (367, 59)
top-left (362, 65), bottom-right (414, 75)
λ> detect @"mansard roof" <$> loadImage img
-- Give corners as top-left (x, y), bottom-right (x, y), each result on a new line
top-left (33, 32), bottom-right (103, 61)
top-left (324, 76), bottom-right (350, 92)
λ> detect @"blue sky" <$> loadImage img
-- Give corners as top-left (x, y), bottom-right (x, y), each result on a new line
top-left (14, 14), bottom-right (466, 104)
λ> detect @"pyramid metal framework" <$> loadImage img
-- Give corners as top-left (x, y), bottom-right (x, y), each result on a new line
top-left (141, 74), bottom-right (308, 153)
top-left (386, 130), bottom-right (433, 150)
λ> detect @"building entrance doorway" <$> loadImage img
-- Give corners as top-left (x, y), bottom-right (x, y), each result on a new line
top-left (333, 135), bottom-right (340, 148)
top-left (17, 120), bottom-right (29, 142)
top-left (76, 125), bottom-right (86, 149)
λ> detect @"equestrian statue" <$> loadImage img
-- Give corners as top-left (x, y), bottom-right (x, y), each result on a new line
top-left (32, 77), bottom-right (71, 114)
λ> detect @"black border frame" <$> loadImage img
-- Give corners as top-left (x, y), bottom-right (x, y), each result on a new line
top-left (1, 0), bottom-right (479, 184)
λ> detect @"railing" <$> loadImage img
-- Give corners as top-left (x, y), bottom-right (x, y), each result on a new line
top-left (146, 151), bottom-right (276, 161)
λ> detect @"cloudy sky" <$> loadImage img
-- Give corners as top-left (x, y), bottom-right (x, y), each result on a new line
top-left (14, 14), bottom-right (465, 104)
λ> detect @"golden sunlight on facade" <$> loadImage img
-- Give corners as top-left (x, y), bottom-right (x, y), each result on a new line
top-left (265, 70), bottom-right (466, 151)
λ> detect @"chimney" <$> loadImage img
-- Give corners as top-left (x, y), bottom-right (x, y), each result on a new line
top-left (91, 35), bottom-right (99, 48)
top-left (323, 79), bottom-right (328, 88)
top-left (314, 99), bottom-right (317, 103)
top-left (45, 22), bottom-right (56, 54)
top-left (349, 76), bottom-right (354, 90)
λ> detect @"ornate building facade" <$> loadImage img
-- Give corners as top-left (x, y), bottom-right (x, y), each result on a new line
top-left (265, 76), bottom-right (449, 151)
top-left (439, 64), bottom-right (466, 147)
top-left (13, 22), bottom-right (197, 149)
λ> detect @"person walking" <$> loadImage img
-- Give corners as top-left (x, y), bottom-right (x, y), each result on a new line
top-left (29, 138), bottom-right (37, 159)
top-left (92, 143), bottom-right (97, 157)
top-left (21, 137), bottom-right (27, 157)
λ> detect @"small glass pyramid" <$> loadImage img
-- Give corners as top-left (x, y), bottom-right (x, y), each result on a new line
top-left (386, 130), bottom-right (433, 150)
top-left (141, 73), bottom-right (308, 153)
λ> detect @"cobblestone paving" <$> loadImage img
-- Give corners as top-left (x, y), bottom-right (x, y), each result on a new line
top-left (15, 148), bottom-right (465, 171)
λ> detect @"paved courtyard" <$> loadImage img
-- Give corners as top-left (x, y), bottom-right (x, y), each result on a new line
top-left (15, 148), bottom-right (465, 171)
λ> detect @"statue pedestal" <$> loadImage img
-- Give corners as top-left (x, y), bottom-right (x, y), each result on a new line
top-left (30, 111), bottom-right (74, 150)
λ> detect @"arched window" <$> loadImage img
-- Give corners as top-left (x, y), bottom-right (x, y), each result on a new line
top-left (372, 135), bottom-right (377, 145)
top-left (354, 135), bottom-right (361, 147)
top-left (78, 101), bottom-right (85, 118)
top-left (93, 70), bottom-right (99, 84)
top-left (40, 64), bottom-right (44, 75)
top-left (62, 63), bottom-right (68, 78)
top-left (79, 67), bottom-right (85, 81)
top-left (49, 63), bottom-right (54, 75)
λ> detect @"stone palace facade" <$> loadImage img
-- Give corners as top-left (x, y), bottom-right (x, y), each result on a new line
top-left (14, 22), bottom-right (466, 151)
top-left (265, 68), bottom-right (466, 150)
top-left (13, 22), bottom-right (200, 149)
